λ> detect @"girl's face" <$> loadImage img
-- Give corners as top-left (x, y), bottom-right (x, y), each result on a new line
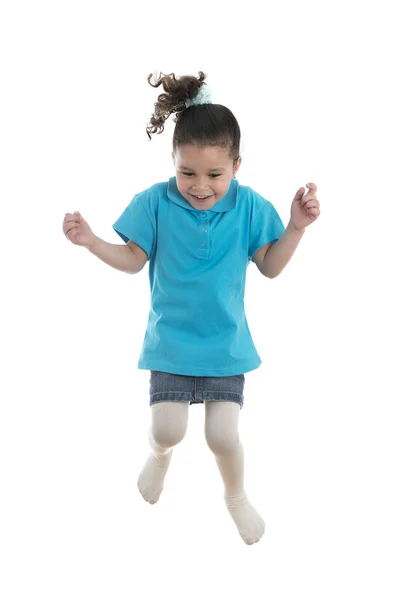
top-left (172, 144), bottom-right (241, 210)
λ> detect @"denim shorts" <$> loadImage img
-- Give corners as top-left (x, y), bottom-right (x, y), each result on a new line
top-left (149, 371), bottom-right (245, 409)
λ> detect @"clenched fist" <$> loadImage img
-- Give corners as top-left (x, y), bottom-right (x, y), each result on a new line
top-left (63, 211), bottom-right (96, 249)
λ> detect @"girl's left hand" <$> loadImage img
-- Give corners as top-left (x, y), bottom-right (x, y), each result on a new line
top-left (289, 183), bottom-right (321, 231)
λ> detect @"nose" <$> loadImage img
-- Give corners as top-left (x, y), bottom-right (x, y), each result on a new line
top-left (190, 176), bottom-right (212, 192)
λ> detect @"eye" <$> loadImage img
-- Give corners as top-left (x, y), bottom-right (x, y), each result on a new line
top-left (181, 172), bottom-right (221, 178)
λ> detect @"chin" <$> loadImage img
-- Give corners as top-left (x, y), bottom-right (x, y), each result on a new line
top-left (190, 199), bottom-right (216, 209)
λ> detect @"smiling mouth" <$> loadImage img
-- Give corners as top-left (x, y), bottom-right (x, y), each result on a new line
top-left (190, 193), bottom-right (213, 200)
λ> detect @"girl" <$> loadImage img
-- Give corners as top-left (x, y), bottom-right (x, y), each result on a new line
top-left (62, 71), bottom-right (320, 545)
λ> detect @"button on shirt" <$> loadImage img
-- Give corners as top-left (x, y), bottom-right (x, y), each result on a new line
top-left (112, 176), bottom-right (285, 376)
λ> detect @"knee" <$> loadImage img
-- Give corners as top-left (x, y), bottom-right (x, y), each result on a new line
top-left (151, 402), bottom-right (188, 450)
top-left (152, 421), bottom-right (187, 449)
top-left (205, 426), bottom-right (240, 456)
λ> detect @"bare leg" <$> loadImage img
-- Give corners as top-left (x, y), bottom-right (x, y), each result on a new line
top-left (205, 401), bottom-right (265, 545)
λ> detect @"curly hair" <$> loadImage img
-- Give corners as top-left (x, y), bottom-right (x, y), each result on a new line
top-left (145, 71), bottom-right (241, 164)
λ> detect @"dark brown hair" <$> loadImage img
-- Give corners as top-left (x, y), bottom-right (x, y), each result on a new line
top-left (146, 71), bottom-right (241, 166)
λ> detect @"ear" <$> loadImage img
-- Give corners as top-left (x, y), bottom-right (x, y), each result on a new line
top-left (171, 151), bottom-right (175, 166)
top-left (233, 156), bottom-right (242, 177)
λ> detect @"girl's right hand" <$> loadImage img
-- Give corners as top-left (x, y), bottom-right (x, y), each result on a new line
top-left (63, 211), bottom-right (96, 248)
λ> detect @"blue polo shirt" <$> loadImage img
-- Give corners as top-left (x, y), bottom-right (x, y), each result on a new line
top-left (112, 176), bottom-right (285, 376)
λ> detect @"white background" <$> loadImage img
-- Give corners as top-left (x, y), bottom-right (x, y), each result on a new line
top-left (1, 0), bottom-right (399, 598)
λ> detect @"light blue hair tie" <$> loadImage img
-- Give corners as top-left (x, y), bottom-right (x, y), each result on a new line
top-left (185, 84), bottom-right (212, 108)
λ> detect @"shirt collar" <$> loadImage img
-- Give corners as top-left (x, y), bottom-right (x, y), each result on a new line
top-left (167, 176), bottom-right (238, 213)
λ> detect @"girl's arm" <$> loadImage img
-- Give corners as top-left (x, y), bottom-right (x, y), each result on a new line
top-left (261, 222), bottom-right (305, 278)
top-left (88, 236), bottom-right (148, 274)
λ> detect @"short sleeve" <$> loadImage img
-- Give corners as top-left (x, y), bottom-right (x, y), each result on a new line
top-left (112, 193), bottom-right (156, 260)
top-left (249, 201), bottom-right (285, 262)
